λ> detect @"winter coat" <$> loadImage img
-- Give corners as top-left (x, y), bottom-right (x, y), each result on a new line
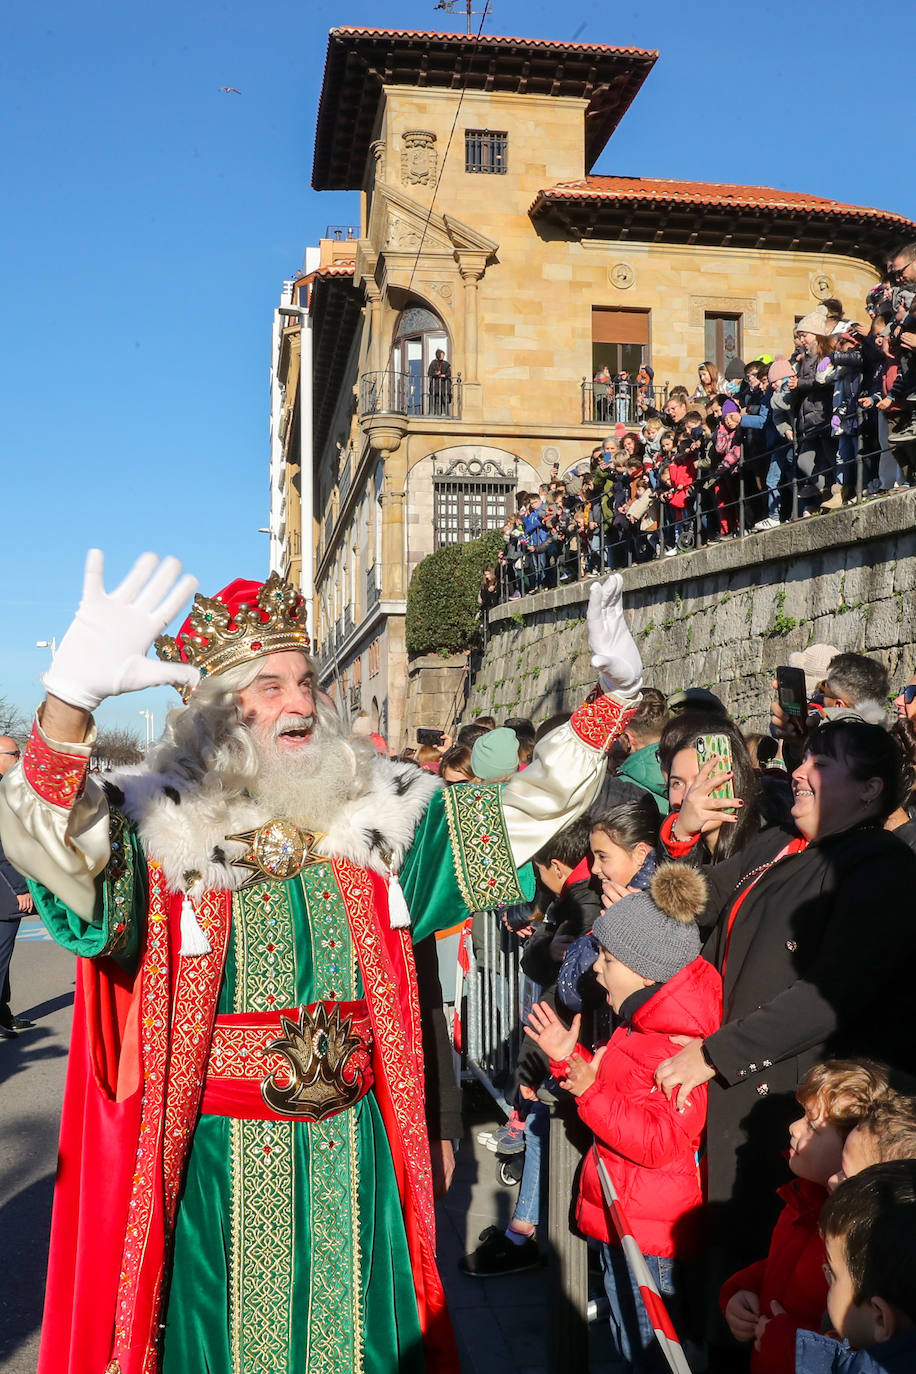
top-left (614, 743), bottom-right (670, 815)
top-left (830, 350), bottom-right (864, 436)
top-left (696, 822), bottom-right (916, 1272)
top-left (553, 956), bottom-right (723, 1259)
top-left (793, 351), bottom-right (835, 438)
top-left (795, 1329), bottom-right (916, 1373)
top-left (714, 423), bottom-right (743, 474)
top-left (661, 455), bottom-right (697, 510)
top-left (521, 863), bottom-right (602, 988)
top-left (521, 506), bottom-right (550, 548)
top-left (720, 1178), bottom-right (828, 1374)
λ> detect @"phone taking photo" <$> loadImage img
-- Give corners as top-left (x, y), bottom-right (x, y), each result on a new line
top-left (695, 733), bottom-right (735, 806)
top-left (776, 666), bottom-right (808, 721)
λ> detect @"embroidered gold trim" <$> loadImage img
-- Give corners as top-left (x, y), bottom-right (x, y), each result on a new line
top-left (442, 782), bottom-right (525, 912)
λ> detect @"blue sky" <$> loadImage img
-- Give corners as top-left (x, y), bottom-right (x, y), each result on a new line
top-left (1, 0), bottom-right (912, 735)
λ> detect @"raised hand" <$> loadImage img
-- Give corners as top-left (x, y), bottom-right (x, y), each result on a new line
top-left (43, 550), bottom-right (200, 711)
top-left (586, 575), bottom-right (643, 699)
top-left (524, 1001), bottom-right (580, 1062)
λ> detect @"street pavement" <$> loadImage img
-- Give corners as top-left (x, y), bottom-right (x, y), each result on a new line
top-left (0, 924), bottom-right (612, 1374)
top-left (0, 921), bottom-right (75, 1374)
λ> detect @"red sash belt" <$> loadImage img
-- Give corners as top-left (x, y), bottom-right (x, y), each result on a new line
top-left (200, 1000), bottom-right (374, 1122)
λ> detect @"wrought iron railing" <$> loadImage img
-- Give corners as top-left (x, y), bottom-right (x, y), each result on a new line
top-left (366, 566), bottom-right (380, 610)
top-left (359, 370), bottom-right (462, 420)
top-left (581, 378), bottom-right (669, 426)
top-left (488, 438), bottom-right (904, 606)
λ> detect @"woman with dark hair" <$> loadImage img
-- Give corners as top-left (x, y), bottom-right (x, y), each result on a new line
top-left (653, 719), bottom-right (916, 1350)
top-left (438, 743), bottom-right (475, 784)
top-left (656, 711), bottom-right (761, 864)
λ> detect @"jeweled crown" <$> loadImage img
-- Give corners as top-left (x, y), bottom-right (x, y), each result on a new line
top-left (155, 572), bottom-right (311, 700)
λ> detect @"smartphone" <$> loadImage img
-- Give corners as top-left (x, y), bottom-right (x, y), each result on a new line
top-left (695, 733), bottom-right (735, 805)
top-left (776, 666), bottom-right (808, 721)
top-left (417, 728), bottom-right (444, 747)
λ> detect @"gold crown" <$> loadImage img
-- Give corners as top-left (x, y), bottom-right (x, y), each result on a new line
top-left (155, 572), bottom-right (311, 700)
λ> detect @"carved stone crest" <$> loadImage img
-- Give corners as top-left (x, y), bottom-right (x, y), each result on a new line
top-left (388, 214), bottom-right (422, 250)
top-left (401, 130), bottom-right (437, 186)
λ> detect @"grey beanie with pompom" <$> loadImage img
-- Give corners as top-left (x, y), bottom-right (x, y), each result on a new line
top-left (592, 865), bottom-right (707, 984)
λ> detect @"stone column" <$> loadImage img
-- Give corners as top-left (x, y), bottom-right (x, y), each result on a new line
top-left (458, 264), bottom-right (484, 385)
top-left (364, 281), bottom-right (383, 376)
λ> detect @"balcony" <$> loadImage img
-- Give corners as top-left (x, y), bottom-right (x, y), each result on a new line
top-left (366, 566), bottom-right (380, 610)
top-left (359, 370), bottom-right (462, 421)
top-left (581, 378), bottom-right (669, 426)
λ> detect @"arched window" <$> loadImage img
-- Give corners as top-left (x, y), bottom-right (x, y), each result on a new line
top-left (391, 306), bottom-right (450, 415)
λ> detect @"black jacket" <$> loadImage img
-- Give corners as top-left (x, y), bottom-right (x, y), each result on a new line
top-left (697, 822), bottom-right (916, 1267)
top-left (0, 836), bottom-right (27, 921)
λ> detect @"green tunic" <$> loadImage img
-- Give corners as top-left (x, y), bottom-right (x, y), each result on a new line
top-left (29, 784), bottom-right (530, 1374)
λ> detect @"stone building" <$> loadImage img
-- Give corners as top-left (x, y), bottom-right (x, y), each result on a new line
top-left (274, 25), bottom-right (914, 748)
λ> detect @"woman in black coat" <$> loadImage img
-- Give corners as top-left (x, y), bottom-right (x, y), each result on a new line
top-left (655, 720), bottom-right (916, 1279)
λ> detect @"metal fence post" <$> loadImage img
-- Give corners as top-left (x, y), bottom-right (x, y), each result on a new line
top-left (548, 1103), bottom-right (592, 1373)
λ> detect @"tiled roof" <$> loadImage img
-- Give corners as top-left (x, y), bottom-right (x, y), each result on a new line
top-left (533, 176), bottom-right (914, 226)
top-left (328, 27), bottom-right (657, 59)
top-left (314, 262), bottom-right (355, 277)
top-left (312, 29), bottom-right (656, 189)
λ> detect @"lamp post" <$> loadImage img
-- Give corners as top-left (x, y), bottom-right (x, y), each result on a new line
top-left (138, 709), bottom-right (154, 750)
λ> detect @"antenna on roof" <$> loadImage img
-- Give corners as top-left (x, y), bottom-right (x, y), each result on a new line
top-left (433, 0), bottom-right (491, 37)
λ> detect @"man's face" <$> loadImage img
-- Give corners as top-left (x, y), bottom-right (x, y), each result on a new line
top-left (237, 652), bottom-right (316, 754)
top-left (0, 736), bottom-right (21, 778)
top-left (667, 399), bottom-right (687, 424)
top-left (889, 253), bottom-right (916, 286)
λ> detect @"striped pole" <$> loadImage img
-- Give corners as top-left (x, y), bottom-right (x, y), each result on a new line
top-left (594, 1150), bottom-right (693, 1374)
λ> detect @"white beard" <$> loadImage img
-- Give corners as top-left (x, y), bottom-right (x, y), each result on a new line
top-left (250, 722), bottom-right (358, 831)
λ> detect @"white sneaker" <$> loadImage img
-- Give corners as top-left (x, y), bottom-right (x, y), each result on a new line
top-left (754, 517), bottom-right (779, 531)
top-left (663, 546), bottom-right (679, 556)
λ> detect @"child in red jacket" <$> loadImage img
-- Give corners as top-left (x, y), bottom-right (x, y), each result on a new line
top-left (527, 865), bottom-right (721, 1372)
top-left (720, 1059), bottom-right (893, 1373)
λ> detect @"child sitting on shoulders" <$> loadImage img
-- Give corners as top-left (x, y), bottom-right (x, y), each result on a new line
top-left (721, 1059), bottom-right (892, 1373)
top-left (526, 865), bottom-right (721, 1372)
top-left (796, 1161), bottom-right (916, 1372)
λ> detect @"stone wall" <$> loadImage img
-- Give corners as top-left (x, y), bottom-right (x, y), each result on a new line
top-left (464, 491), bottom-right (916, 730)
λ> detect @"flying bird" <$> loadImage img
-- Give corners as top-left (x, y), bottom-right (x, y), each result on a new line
top-left (218, 86), bottom-right (241, 94)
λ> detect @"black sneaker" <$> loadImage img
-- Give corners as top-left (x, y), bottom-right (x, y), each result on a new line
top-left (458, 1228), bottom-right (541, 1277)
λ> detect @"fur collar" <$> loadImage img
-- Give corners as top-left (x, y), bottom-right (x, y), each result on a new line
top-left (103, 755), bottom-right (440, 896)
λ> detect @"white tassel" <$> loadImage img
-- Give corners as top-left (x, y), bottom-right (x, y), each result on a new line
top-left (387, 871), bottom-right (411, 930)
top-left (179, 893), bottom-right (212, 957)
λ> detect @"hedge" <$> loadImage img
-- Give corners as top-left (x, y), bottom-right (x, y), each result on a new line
top-left (405, 530), bottom-right (505, 656)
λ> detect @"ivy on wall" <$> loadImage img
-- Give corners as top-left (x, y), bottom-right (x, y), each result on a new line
top-left (406, 531), bottom-right (505, 657)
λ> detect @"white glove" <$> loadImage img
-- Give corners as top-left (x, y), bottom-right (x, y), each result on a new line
top-left (586, 574), bottom-right (643, 700)
top-left (42, 550), bottom-right (201, 711)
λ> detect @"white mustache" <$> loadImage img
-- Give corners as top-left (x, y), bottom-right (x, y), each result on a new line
top-left (271, 714), bottom-right (314, 739)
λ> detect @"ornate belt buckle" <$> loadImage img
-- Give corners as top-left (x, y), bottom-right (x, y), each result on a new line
top-left (227, 820), bottom-right (327, 885)
top-left (259, 1004), bottom-right (367, 1120)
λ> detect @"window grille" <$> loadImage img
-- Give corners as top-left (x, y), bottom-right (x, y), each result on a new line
top-left (434, 478), bottom-right (515, 546)
top-left (465, 130), bottom-right (508, 175)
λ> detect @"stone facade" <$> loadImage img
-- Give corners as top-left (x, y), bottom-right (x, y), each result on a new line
top-left (296, 32), bottom-right (908, 751)
top-left (465, 493), bottom-right (916, 730)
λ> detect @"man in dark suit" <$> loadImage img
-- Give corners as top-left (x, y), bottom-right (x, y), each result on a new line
top-left (0, 735), bottom-right (34, 1037)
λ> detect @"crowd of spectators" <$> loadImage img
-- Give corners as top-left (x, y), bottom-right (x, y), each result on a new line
top-left (410, 643), bottom-right (916, 1373)
top-left (488, 244), bottom-right (916, 600)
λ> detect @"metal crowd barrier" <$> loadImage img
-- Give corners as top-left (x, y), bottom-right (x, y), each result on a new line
top-left (460, 908), bottom-right (594, 1372)
top-left (461, 909), bottom-right (534, 1115)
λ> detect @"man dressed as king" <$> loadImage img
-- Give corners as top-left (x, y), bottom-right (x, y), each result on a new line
top-left (0, 550), bottom-right (644, 1374)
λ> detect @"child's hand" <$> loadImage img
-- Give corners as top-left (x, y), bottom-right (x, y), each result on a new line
top-left (753, 1299), bottom-right (785, 1351)
top-left (562, 1046), bottom-right (606, 1098)
top-left (525, 1002), bottom-right (580, 1062)
top-left (724, 1289), bottom-right (760, 1342)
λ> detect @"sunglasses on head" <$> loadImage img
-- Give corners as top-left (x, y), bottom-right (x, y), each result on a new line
top-left (900, 685), bottom-right (916, 705)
